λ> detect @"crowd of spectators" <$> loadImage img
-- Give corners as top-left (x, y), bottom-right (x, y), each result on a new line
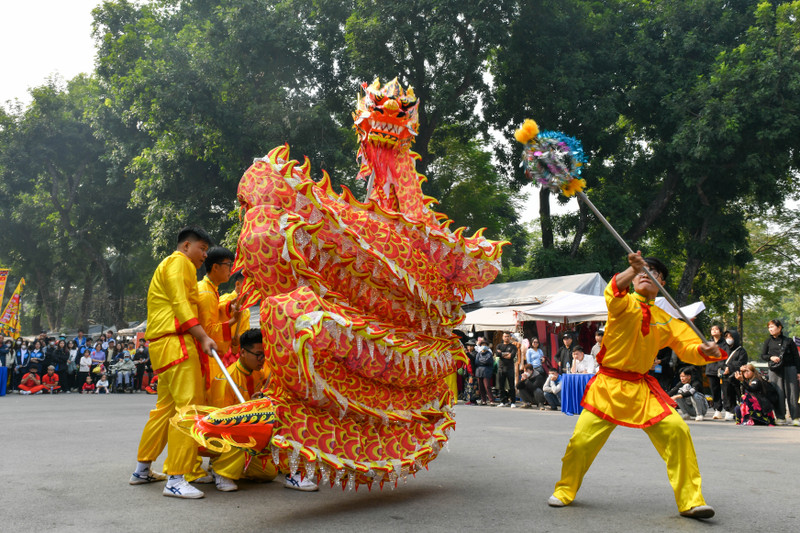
top-left (458, 319), bottom-right (800, 427)
top-left (1, 330), bottom-right (153, 395)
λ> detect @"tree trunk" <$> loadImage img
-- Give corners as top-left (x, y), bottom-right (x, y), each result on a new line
top-left (675, 218), bottom-right (710, 305)
top-left (570, 201), bottom-right (588, 258)
top-left (78, 269), bottom-right (94, 331)
top-left (540, 188), bottom-right (554, 249)
top-left (624, 170), bottom-right (680, 243)
top-left (32, 289), bottom-right (43, 335)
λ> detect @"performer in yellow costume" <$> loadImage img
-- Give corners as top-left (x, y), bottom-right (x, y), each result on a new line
top-left (129, 226), bottom-right (218, 500)
top-left (217, 272), bottom-right (251, 361)
top-left (548, 252), bottom-right (725, 519)
top-left (206, 328), bottom-right (317, 492)
top-left (197, 246), bottom-right (241, 370)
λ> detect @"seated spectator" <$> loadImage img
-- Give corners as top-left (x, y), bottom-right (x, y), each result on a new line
top-left (542, 368), bottom-right (562, 410)
top-left (18, 367), bottom-right (46, 395)
top-left (42, 365), bottom-right (61, 394)
top-left (734, 363), bottom-right (776, 426)
top-left (590, 329), bottom-right (604, 357)
top-left (668, 368), bottom-right (708, 421)
top-left (111, 353), bottom-right (136, 392)
top-left (96, 373), bottom-right (110, 394)
top-left (570, 346), bottom-right (597, 374)
top-left (81, 376), bottom-right (96, 394)
top-left (516, 363), bottom-right (541, 408)
top-left (90, 342), bottom-right (106, 374)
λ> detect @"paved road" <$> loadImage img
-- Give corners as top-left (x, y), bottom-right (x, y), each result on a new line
top-left (2, 393), bottom-right (797, 532)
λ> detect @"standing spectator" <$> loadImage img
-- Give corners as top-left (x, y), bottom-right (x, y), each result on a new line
top-left (462, 340), bottom-right (479, 404)
top-left (42, 365), bottom-right (61, 393)
top-left (494, 331), bottom-right (518, 408)
top-left (473, 339), bottom-right (495, 405)
top-left (42, 337), bottom-right (57, 374)
top-left (526, 337), bottom-right (544, 372)
top-left (74, 330), bottom-right (87, 349)
top-left (133, 339), bottom-right (150, 392)
top-left (13, 340), bottom-right (30, 391)
top-left (705, 324), bottom-right (726, 419)
top-left (759, 319), bottom-right (800, 426)
top-left (733, 363), bottom-right (776, 426)
top-left (66, 340), bottom-right (79, 392)
top-left (78, 350), bottom-right (93, 389)
top-left (590, 330), bottom-right (604, 358)
top-left (542, 368), bottom-right (562, 410)
top-left (52, 340), bottom-right (69, 386)
top-left (668, 369), bottom-right (708, 421)
top-left (650, 347), bottom-right (674, 392)
top-left (0, 335), bottom-right (9, 367)
top-left (18, 367), bottom-right (46, 394)
top-left (556, 333), bottom-right (574, 374)
top-left (29, 340), bottom-right (45, 374)
top-left (719, 330), bottom-right (749, 421)
top-left (90, 341), bottom-right (106, 377)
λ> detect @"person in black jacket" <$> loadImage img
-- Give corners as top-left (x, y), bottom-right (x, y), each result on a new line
top-left (556, 332), bottom-right (574, 374)
top-left (733, 363), bottom-right (776, 426)
top-left (668, 368), bottom-right (708, 421)
top-left (759, 319), bottom-right (800, 425)
top-left (705, 325), bottom-right (725, 418)
top-left (719, 330), bottom-right (749, 420)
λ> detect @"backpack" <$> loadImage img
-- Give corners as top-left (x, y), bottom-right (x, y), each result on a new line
top-left (475, 348), bottom-right (493, 366)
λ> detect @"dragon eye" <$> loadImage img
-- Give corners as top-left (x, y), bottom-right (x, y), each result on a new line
top-left (396, 111), bottom-right (406, 118)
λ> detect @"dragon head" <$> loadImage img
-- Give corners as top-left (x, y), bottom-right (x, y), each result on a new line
top-left (353, 77), bottom-right (419, 150)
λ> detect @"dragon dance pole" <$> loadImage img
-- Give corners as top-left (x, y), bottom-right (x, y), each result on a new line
top-left (514, 119), bottom-right (708, 345)
top-left (575, 191), bottom-right (708, 344)
top-left (210, 348), bottom-right (246, 404)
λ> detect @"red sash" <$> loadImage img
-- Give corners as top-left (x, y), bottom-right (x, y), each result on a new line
top-left (598, 366), bottom-right (676, 408)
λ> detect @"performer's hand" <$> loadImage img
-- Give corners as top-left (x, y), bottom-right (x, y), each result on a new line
top-left (627, 251), bottom-right (647, 273)
top-left (699, 342), bottom-right (722, 360)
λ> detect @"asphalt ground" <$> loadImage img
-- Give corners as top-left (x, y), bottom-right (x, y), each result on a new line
top-left (2, 393), bottom-right (797, 533)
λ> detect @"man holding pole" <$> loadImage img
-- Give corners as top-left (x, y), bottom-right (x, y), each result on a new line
top-left (129, 226), bottom-right (218, 499)
top-left (548, 251), bottom-right (725, 519)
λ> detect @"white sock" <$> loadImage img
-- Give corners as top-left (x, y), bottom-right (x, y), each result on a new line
top-left (135, 462), bottom-right (152, 474)
top-left (167, 475), bottom-right (185, 486)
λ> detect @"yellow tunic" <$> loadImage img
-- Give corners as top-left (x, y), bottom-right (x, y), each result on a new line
top-left (218, 290), bottom-right (252, 354)
top-left (207, 359), bottom-right (265, 408)
top-left (144, 251), bottom-right (201, 373)
top-left (197, 275), bottom-right (232, 349)
top-left (582, 275), bottom-right (721, 428)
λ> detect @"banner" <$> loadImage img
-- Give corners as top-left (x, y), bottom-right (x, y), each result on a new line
top-left (0, 278), bottom-right (25, 335)
top-left (0, 268), bottom-right (9, 303)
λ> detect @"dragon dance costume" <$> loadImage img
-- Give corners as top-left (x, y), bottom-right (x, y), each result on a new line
top-left (174, 78), bottom-right (506, 489)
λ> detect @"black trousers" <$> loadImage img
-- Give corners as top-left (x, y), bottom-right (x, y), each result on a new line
top-left (707, 375), bottom-right (723, 411)
top-left (496, 365), bottom-right (515, 404)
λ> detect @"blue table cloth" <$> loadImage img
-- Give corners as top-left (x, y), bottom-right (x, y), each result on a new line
top-left (561, 373), bottom-right (594, 416)
top-left (0, 366), bottom-right (7, 396)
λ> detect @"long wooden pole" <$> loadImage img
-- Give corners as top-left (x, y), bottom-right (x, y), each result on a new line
top-left (576, 191), bottom-right (708, 344)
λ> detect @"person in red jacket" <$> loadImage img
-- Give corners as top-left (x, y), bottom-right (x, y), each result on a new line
top-left (42, 365), bottom-right (62, 393)
top-left (19, 367), bottom-right (46, 394)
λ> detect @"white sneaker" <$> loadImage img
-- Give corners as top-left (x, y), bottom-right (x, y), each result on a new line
top-left (213, 471), bottom-right (238, 492)
top-left (283, 472), bottom-right (318, 492)
top-left (163, 476), bottom-right (204, 499)
top-left (775, 418), bottom-right (787, 426)
top-left (130, 469), bottom-right (167, 485)
top-left (509, 403), bottom-right (517, 409)
top-left (792, 419), bottom-right (800, 427)
top-left (497, 403), bottom-right (506, 407)
top-left (712, 410), bottom-right (722, 419)
top-left (547, 495), bottom-right (566, 507)
top-left (20, 390), bottom-right (31, 395)
top-left (192, 474), bottom-right (214, 484)
top-left (724, 412), bottom-right (734, 421)
top-left (695, 414), bottom-right (704, 421)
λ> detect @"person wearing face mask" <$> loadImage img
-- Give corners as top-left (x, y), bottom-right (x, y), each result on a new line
top-left (718, 330), bottom-right (749, 421)
top-left (13, 341), bottom-right (31, 391)
top-left (111, 350), bottom-right (136, 392)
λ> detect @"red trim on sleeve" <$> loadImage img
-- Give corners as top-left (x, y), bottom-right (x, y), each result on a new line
top-left (611, 274), bottom-right (628, 298)
top-left (177, 317), bottom-right (200, 334)
top-left (222, 322), bottom-right (232, 341)
top-left (698, 346), bottom-right (727, 361)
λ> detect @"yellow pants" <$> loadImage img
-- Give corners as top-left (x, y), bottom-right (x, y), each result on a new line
top-left (213, 449), bottom-right (278, 481)
top-left (136, 337), bottom-right (205, 475)
top-left (553, 409), bottom-right (706, 512)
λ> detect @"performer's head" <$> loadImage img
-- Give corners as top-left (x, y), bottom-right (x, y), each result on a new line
top-left (239, 328), bottom-right (265, 372)
top-left (633, 257), bottom-right (668, 298)
top-left (204, 246), bottom-right (236, 284)
top-left (230, 271), bottom-right (245, 292)
top-left (176, 226), bottom-right (213, 269)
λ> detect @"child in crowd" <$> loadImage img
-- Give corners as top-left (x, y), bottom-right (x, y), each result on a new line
top-left (96, 373), bottom-right (110, 394)
top-left (82, 376), bottom-right (96, 394)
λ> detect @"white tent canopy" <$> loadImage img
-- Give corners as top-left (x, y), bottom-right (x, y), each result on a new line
top-left (518, 291), bottom-right (706, 323)
top-left (466, 272), bottom-right (607, 308)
